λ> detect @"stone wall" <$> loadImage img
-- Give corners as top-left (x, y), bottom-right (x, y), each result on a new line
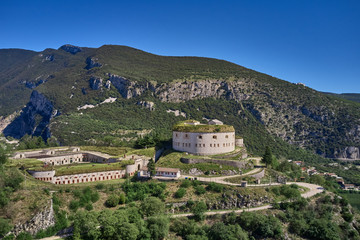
top-left (173, 131), bottom-right (235, 155)
top-left (53, 169), bottom-right (126, 184)
top-left (250, 169), bottom-right (265, 179)
top-left (180, 157), bottom-right (246, 169)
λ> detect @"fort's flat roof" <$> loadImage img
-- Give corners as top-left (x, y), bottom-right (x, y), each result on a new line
top-left (173, 122), bottom-right (235, 133)
top-left (27, 152), bottom-right (84, 159)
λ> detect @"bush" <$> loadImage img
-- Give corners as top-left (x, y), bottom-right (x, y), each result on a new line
top-left (0, 218), bottom-right (12, 238)
top-left (96, 183), bottom-right (105, 190)
top-left (69, 200), bottom-right (80, 212)
top-left (206, 182), bottom-right (223, 193)
top-left (106, 194), bottom-right (119, 207)
top-left (119, 193), bottom-right (126, 204)
top-left (180, 180), bottom-right (192, 188)
top-left (192, 201), bottom-right (207, 221)
top-left (85, 203), bottom-right (93, 211)
top-left (195, 186), bottom-right (206, 195)
top-left (174, 188), bottom-right (186, 198)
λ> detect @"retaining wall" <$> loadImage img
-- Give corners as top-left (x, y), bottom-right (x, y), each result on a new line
top-left (180, 158), bottom-right (246, 169)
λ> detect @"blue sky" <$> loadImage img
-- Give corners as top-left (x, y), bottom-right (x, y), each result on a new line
top-left (1, 0), bottom-right (359, 93)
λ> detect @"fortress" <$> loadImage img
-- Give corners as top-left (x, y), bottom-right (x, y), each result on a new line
top-left (172, 120), bottom-right (243, 155)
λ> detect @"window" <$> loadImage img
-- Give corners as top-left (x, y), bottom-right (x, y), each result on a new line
top-left (185, 134), bottom-right (189, 138)
top-left (198, 135), bottom-right (203, 139)
top-left (217, 144), bottom-right (220, 147)
top-left (210, 144), bottom-right (212, 147)
top-left (213, 135), bottom-right (217, 139)
top-left (195, 144), bottom-right (197, 147)
top-left (225, 135), bottom-right (228, 138)
top-left (175, 133), bottom-right (178, 137)
top-left (203, 144), bottom-right (205, 147)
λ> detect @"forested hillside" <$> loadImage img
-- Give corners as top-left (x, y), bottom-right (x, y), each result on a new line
top-left (1, 44), bottom-right (360, 160)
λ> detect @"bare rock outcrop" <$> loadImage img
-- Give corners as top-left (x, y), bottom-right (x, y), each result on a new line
top-left (85, 57), bottom-right (102, 69)
top-left (59, 44), bottom-right (82, 54)
top-left (137, 101), bottom-right (155, 111)
top-left (10, 200), bottom-right (55, 237)
top-left (108, 74), bottom-right (146, 99)
top-left (89, 77), bottom-right (103, 90)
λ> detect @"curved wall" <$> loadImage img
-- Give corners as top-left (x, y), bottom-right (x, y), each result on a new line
top-left (173, 131), bottom-right (235, 155)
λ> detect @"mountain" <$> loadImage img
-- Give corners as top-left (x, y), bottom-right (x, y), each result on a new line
top-left (323, 92), bottom-right (360, 103)
top-left (1, 44), bottom-right (360, 160)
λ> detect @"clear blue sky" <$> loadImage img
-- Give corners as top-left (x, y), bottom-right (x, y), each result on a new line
top-left (1, 0), bottom-right (359, 93)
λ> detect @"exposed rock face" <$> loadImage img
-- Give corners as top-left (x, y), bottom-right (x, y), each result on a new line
top-left (10, 200), bottom-right (55, 237)
top-left (137, 101), bottom-right (155, 111)
top-left (104, 80), bottom-right (111, 89)
top-left (0, 111), bottom-right (19, 133)
top-left (44, 55), bottom-right (54, 61)
top-left (89, 77), bottom-right (103, 90)
top-left (336, 147), bottom-right (360, 160)
top-left (85, 57), bottom-right (102, 69)
top-left (208, 193), bottom-right (271, 210)
top-left (156, 79), bottom-right (250, 103)
top-left (3, 91), bottom-right (57, 140)
top-left (108, 74), bottom-right (146, 99)
top-left (59, 44), bottom-right (82, 54)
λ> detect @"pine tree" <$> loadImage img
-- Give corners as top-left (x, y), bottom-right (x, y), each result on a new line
top-left (262, 146), bottom-right (273, 168)
top-left (147, 158), bottom-right (156, 177)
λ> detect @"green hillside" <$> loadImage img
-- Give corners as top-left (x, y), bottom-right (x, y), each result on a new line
top-left (0, 45), bottom-right (360, 161)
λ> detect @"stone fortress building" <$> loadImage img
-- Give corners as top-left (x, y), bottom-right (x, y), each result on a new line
top-left (172, 120), bottom-right (243, 155)
top-left (13, 147), bottom-right (149, 185)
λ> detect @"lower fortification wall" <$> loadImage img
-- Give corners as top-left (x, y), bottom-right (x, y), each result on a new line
top-left (180, 158), bottom-right (246, 169)
top-left (28, 158), bottom-right (150, 185)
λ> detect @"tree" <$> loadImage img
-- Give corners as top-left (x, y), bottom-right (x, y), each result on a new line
top-left (147, 158), bottom-right (156, 177)
top-left (192, 201), bottom-right (207, 221)
top-left (174, 188), bottom-right (186, 198)
top-left (262, 146), bottom-right (273, 168)
top-left (105, 194), bottom-right (119, 207)
top-left (146, 215), bottom-right (170, 240)
top-left (0, 146), bottom-right (7, 165)
top-left (141, 197), bottom-right (165, 217)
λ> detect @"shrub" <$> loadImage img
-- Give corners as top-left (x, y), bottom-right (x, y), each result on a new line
top-left (174, 188), bottom-right (186, 198)
top-left (0, 218), bottom-right (12, 238)
top-left (96, 183), bottom-right (105, 190)
top-left (180, 180), bottom-right (191, 188)
top-left (85, 203), bottom-right (93, 211)
top-left (69, 200), bottom-right (80, 212)
top-left (206, 182), bottom-right (223, 192)
top-left (195, 186), bottom-right (206, 195)
top-left (192, 201), bottom-right (207, 221)
top-left (119, 193), bottom-right (126, 204)
top-left (106, 194), bottom-right (119, 207)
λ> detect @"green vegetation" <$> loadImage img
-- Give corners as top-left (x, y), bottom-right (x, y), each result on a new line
top-left (340, 192), bottom-right (360, 211)
top-left (173, 121), bottom-right (235, 133)
top-left (156, 150), bottom-right (240, 174)
top-left (29, 161), bottom-right (134, 176)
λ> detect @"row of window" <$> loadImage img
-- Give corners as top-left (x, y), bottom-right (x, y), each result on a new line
top-left (174, 142), bottom-right (234, 148)
top-left (175, 134), bottom-right (232, 139)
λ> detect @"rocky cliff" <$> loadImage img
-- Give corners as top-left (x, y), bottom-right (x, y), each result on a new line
top-left (10, 199), bottom-right (55, 237)
top-left (3, 91), bottom-right (57, 140)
